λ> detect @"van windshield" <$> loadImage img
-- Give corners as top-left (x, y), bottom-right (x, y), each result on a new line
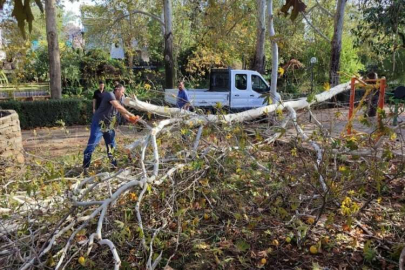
top-left (252, 75), bottom-right (269, 93)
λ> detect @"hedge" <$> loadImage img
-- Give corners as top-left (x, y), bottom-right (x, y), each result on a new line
top-left (0, 99), bottom-right (93, 129)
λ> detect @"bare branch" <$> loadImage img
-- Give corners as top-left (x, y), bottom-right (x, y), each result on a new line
top-left (314, 0), bottom-right (334, 17)
top-left (111, 10), bottom-right (165, 27)
top-left (301, 11), bottom-right (330, 42)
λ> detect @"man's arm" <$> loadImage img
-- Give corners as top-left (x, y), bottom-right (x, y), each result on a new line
top-left (92, 99), bottom-right (96, 113)
top-left (110, 100), bottom-right (139, 122)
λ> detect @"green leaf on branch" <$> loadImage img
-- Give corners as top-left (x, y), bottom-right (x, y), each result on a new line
top-left (10, 0), bottom-right (44, 39)
top-left (280, 0), bottom-right (307, 21)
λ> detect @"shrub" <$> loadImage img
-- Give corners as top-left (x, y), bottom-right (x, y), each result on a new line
top-left (0, 98), bottom-right (147, 129)
top-left (0, 99), bottom-right (92, 129)
top-left (24, 47), bottom-right (50, 82)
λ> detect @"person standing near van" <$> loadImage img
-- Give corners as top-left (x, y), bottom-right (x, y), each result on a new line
top-left (93, 80), bottom-right (105, 113)
top-left (176, 81), bottom-right (191, 110)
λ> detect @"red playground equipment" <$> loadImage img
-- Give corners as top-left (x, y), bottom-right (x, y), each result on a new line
top-left (347, 76), bottom-right (386, 134)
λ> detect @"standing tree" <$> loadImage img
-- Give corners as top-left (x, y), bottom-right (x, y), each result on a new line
top-left (268, 0), bottom-right (278, 99)
top-left (329, 0), bottom-right (347, 86)
top-left (163, 0), bottom-right (174, 89)
top-left (45, 0), bottom-right (62, 99)
top-left (252, 0), bottom-right (266, 74)
top-left (81, 1), bottom-right (172, 87)
top-left (1, 0), bottom-right (62, 98)
top-left (353, 0), bottom-right (405, 79)
top-left (288, 0), bottom-right (347, 86)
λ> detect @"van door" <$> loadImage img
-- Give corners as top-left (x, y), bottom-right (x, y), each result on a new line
top-left (230, 73), bottom-right (251, 109)
top-left (250, 74), bottom-right (269, 107)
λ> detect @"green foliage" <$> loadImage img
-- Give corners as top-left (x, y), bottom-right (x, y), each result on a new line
top-left (61, 48), bottom-right (82, 88)
top-left (181, 0), bottom-right (256, 77)
top-left (339, 35), bottom-right (364, 79)
top-left (353, 0), bottom-right (405, 56)
top-left (24, 46), bottom-right (49, 82)
top-left (352, 0), bottom-right (405, 82)
top-left (80, 49), bottom-right (129, 86)
top-left (363, 240), bottom-right (377, 262)
top-left (0, 99), bottom-right (92, 128)
top-left (10, 0), bottom-right (39, 39)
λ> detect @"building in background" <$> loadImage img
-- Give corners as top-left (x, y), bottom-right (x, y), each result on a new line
top-left (65, 23), bottom-right (85, 49)
top-left (110, 39), bottom-right (125, 59)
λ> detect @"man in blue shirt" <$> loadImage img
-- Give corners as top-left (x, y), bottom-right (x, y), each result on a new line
top-left (176, 81), bottom-right (191, 110)
top-left (83, 84), bottom-right (140, 173)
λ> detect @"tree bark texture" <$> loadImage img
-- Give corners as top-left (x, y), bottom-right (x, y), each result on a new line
top-left (163, 0), bottom-right (174, 89)
top-left (45, 0), bottom-right (62, 99)
top-left (329, 0), bottom-right (347, 87)
top-left (267, 0), bottom-right (279, 101)
top-left (252, 0), bottom-right (266, 74)
top-left (127, 47), bottom-right (134, 70)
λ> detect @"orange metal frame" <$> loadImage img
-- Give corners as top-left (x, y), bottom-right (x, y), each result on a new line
top-left (347, 77), bottom-right (386, 134)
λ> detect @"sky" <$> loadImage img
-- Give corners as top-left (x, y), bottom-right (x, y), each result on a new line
top-left (61, 0), bottom-right (94, 26)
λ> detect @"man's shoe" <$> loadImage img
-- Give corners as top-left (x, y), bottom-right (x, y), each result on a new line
top-left (110, 159), bottom-right (118, 170)
top-left (83, 168), bottom-right (89, 177)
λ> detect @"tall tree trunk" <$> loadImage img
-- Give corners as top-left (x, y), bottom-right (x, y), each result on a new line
top-left (128, 51), bottom-right (134, 70)
top-left (128, 8), bottom-right (134, 71)
top-left (45, 0), bottom-right (62, 99)
top-left (267, 0), bottom-right (279, 102)
top-left (252, 0), bottom-right (266, 74)
top-left (329, 0), bottom-right (347, 87)
top-left (163, 0), bottom-right (174, 89)
top-left (161, 12), bottom-right (166, 49)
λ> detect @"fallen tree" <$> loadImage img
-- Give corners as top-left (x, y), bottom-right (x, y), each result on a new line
top-left (1, 82), bottom-right (404, 269)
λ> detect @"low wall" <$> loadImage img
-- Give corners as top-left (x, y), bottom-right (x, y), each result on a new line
top-left (0, 110), bottom-right (24, 163)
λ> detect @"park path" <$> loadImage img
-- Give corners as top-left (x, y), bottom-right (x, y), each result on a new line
top-left (21, 125), bottom-right (146, 158)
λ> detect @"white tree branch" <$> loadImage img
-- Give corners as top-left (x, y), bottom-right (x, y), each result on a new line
top-left (301, 11), bottom-right (330, 42)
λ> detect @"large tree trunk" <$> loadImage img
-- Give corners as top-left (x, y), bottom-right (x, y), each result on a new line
top-left (267, 0), bottom-right (279, 102)
top-left (124, 82), bottom-right (350, 124)
top-left (329, 0), bottom-right (347, 87)
top-left (252, 0), bottom-right (266, 74)
top-left (45, 0), bottom-right (62, 99)
top-left (128, 52), bottom-right (134, 70)
top-left (163, 0), bottom-right (174, 89)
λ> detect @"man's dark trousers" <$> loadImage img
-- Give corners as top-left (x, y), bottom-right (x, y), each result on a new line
top-left (83, 120), bottom-right (117, 168)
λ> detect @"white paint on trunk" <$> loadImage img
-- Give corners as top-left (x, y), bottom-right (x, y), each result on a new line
top-left (253, 0), bottom-right (266, 74)
top-left (267, 0), bottom-right (279, 103)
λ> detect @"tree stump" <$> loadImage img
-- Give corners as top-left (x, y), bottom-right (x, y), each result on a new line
top-left (0, 110), bottom-right (24, 163)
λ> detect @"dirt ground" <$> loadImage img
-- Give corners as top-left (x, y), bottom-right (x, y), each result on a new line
top-left (21, 125), bottom-right (146, 158)
top-left (21, 106), bottom-right (405, 159)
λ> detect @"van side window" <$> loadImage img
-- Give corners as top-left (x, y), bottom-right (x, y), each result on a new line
top-left (235, 74), bottom-right (247, 90)
top-left (252, 75), bottom-right (269, 93)
top-left (210, 72), bottom-right (229, 92)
